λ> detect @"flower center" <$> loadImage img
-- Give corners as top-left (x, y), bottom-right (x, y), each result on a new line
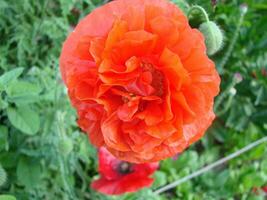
top-left (117, 162), bottom-right (133, 175)
top-left (122, 93), bottom-right (136, 103)
top-left (141, 62), bottom-right (165, 97)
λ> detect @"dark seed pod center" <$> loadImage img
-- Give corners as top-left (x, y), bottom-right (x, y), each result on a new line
top-left (117, 162), bottom-right (133, 175)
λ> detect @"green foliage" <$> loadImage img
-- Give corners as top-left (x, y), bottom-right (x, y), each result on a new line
top-left (0, 195), bottom-right (16, 200)
top-left (16, 157), bottom-right (42, 188)
top-left (7, 106), bottom-right (40, 135)
top-left (0, 164), bottom-right (7, 187)
top-left (0, 68), bottom-right (24, 91)
top-left (0, 0), bottom-right (266, 199)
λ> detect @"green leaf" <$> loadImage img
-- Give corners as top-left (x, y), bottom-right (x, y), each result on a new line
top-left (0, 96), bottom-right (8, 110)
top-left (174, 150), bottom-right (199, 171)
top-left (215, 170), bottom-right (229, 187)
top-left (0, 67), bottom-right (24, 91)
top-left (78, 135), bottom-right (96, 163)
top-left (58, 137), bottom-right (73, 156)
top-left (241, 171), bottom-right (267, 190)
top-left (261, 159), bottom-right (267, 174)
top-left (122, 189), bottom-right (161, 200)
top-left (59, 0), bottom-right (75, 16)
top-left (0, 195), bottom-right (16, 200)
top-left (247, 194), bottom-right (265, 200)
top-left (255, 86), bottom-right (265, 105)
top-left (172, 0), bottom-right (190, 13)
top-left (0, 164), bottom-right (7, 186)
top-left (252, 109), bottom-right (267, 124)
top-left (0, 152), bottom-right (18, 168)
top-left (7, 106), bottom-right (40, 135)
top-left (0, 125), bottom-right (8, 151)
top-left (6, 80), bottom-right (41, 105)
top-left (16, 157), bottom-right (41, 188)
top-left (153, 171), bottom-right (167, 188)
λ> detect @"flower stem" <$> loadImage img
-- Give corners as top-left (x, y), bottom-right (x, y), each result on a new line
top-left (218, 6), bottom-right (247, 73)
top-left (187, 5), bottom-right (210, 22)
top-left (56, 111), bottom-right (75, 199)
top-left (216, 94), bottom-right (234, 116)
top-left (154, 136), bottom-right (267, 195)
top-left (214, 76), bottom-right (236, 113)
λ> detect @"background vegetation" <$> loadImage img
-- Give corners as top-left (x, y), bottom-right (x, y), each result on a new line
top-left (0, 0), bottom-right (266, 199)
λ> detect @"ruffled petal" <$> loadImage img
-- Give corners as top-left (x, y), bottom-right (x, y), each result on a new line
top-left (159, 48), bottom-right (190, 91)
top-left (101, 113), bottom-right (130, 152)
top-left (98, 147), bottom-right (121, 180)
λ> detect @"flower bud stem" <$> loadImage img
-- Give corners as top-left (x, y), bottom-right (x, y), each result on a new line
top-left (216, 94), bottom-right (234, 116)
top-left (56, 111), bottom-right (75, 199)
top-left (187, 5), bottom-right (210, 23)
top-left (154, 136), bottom-right (267, 195)
top-left (214, 76), bottom-right (237, 113)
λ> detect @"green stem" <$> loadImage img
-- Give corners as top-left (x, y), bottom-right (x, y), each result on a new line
top-left (214, 78), bottom-right (236, 113)
top-left (187, 5), bottom-right (210, 22)
top-left (154, 136), bottom-right (267, 195)
top-left (216, 94), bottom-right (234, 116)
top-left (56, 111), bottom-right (75, 199)
top-left (218, 9), bottom-right (247, 73)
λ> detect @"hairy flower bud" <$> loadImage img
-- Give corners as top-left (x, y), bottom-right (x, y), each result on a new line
top-left (234, 73), bottom-right (243, 83)
top-left (58, 138), bottom-right (73, 156)
top-left (211, 0), bottom-right (218, 7)
top-left (240, 3), bottom-right (248, 14)
top-left (199, 21), bottom-right (224, 55)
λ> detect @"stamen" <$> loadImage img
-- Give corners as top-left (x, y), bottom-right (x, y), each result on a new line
top-left (151, 69), bottom-right (164, 97)
top-left (117, 162), bottom-right (133, 175)
top-left (122, 93), bottom-right (136, 103)
top-left (122, 96), bottom-right (129, 103)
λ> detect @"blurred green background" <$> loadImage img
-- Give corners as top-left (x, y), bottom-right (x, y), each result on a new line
top-left (0, 0), bottom-right (266, 199)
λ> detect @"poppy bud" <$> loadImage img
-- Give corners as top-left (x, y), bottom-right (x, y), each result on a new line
top-left (199, 21), bottom-right (224, 55)
top-left (229, 87), bottom-right (237, 96)
top-left (58, 138), bottom-right (73, 156)
top-left (211, 0), bottom-right (218, 7)
top-left (240, 3), bottom-right (248, 14)
top-left (0, 164), bottom-right (7, 187)
top-left (234, 73), bottom-right (243, 83)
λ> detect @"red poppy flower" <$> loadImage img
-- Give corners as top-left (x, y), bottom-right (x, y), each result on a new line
top-left (252, 186), bottom-right (267, 195)
top-left (91, 147), bottom-right (159, 195)
top-left (60, 0), bottom-right (220, 163)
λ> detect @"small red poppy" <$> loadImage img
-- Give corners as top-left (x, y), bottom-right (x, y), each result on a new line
top-left (91, 147), bottom-right (159, 195)
top-left (252, 186), bottom-right (267, 195)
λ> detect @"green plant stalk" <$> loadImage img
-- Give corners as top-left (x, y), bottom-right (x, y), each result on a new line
top-left (218, 10), bottom-right (247, 72)
top-left (216, 94), bottom-right (234, 116)
top-left (53, 74), bottom-right (75, 199)
top-left (56, 111), bottom-right (75, 199)
top-left (187, 5), bottom-right (210, 22)
top-left (154, 136), bottom-right (267, 195)
top-left (214, 78), bottom-right (236, 113)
